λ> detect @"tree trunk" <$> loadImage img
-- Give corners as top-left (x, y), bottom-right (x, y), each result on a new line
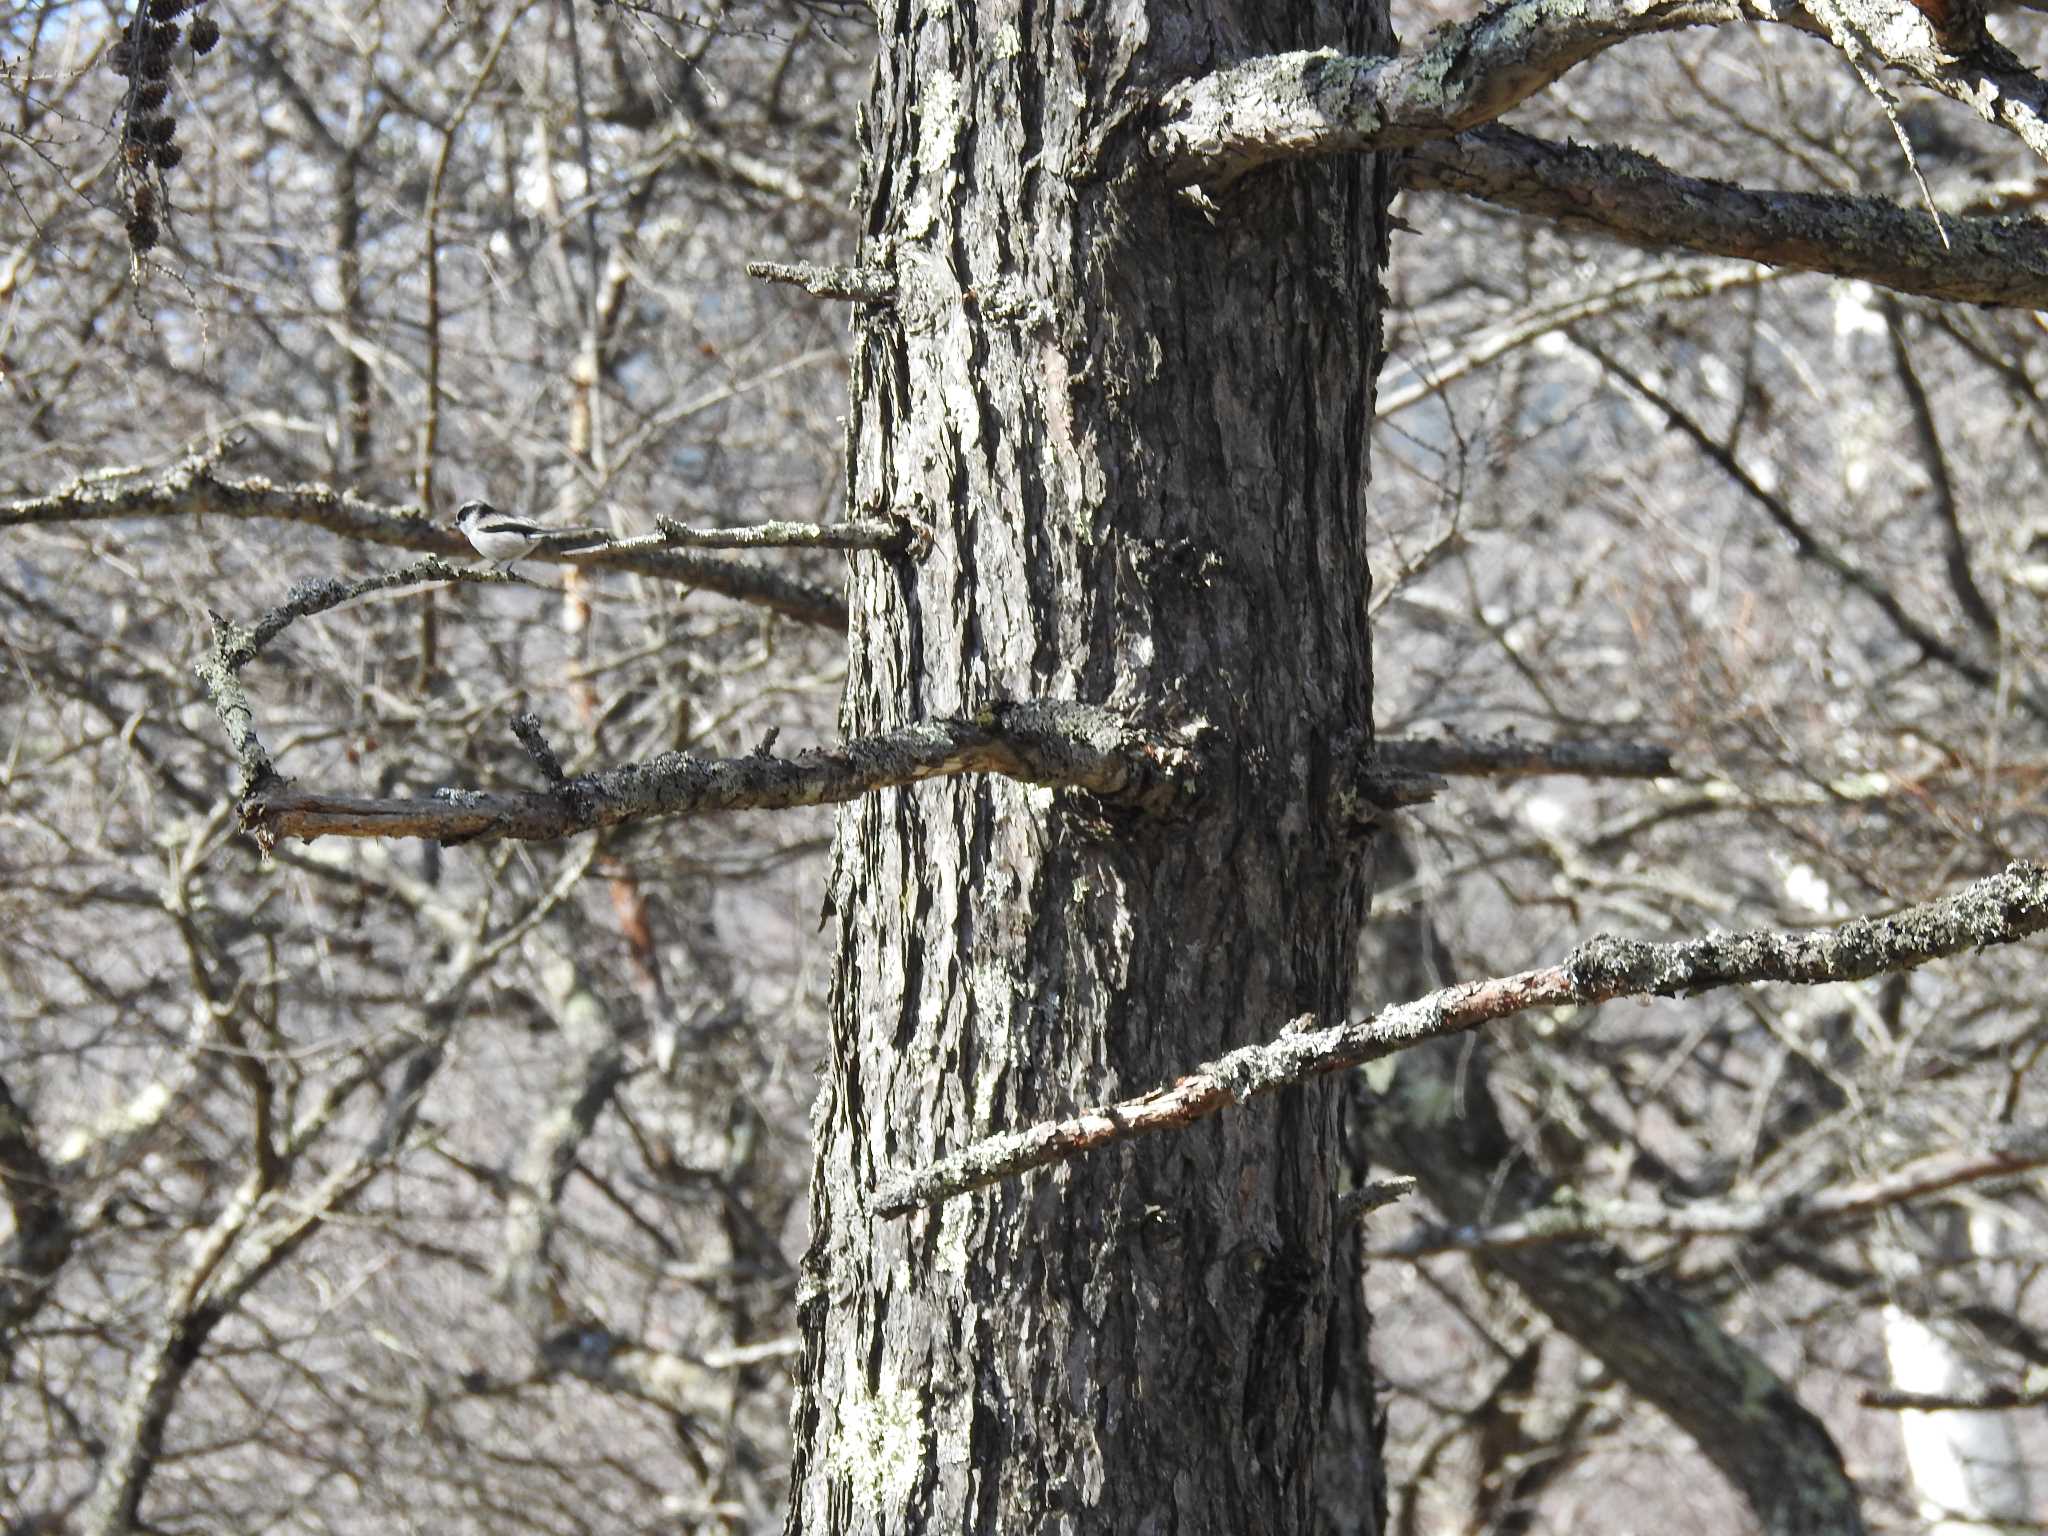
top-left (786, 3), bottom-right (1393, 1531)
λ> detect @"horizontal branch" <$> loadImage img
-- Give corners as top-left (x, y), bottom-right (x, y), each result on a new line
top-left (647, 515), bottom-right (910, 551)
top-left (1862, 1385), bottom-right (2048, 1411)
top-left (1337, 1177), bottom-right (1419, 1224)
top-left (746, 258), bottom-right (898, 303)
top-left (872, 861), bottom-right (2048, 1215)
top-left (1404, 127), bottom-right (2048, 311)
top-left (1155, 0), bottom-right (2048, 309)
top-left (193, 560), bottom-right (1196, 846)
top-left (1, 445), bottom-right (848, 630)
top-left (1372, 1133), bottom-right (2048, 1256)
top-left (1377, 732), bottom-right (1673, 779)
top-left (1151, 0), bottom-right (2048, 257)
top-left (240, 702), bottom-right (1200, 846)
top-left (1153, 0), bottom-right (1767, 188)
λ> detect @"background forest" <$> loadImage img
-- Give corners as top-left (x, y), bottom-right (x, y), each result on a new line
top-left (4, 0), bottom-right (2047, 1531)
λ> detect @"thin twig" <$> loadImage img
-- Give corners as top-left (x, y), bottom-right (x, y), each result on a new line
top-left (416, 4), bottom-right (526, 685)
top-left (1878, 295), bottom-right (2001, 641)
top-left (1574, 337), bottom-right (2045, 722)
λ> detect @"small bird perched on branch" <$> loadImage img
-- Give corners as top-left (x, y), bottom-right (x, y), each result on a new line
top-left (453, 500), bottom-right (609, 570)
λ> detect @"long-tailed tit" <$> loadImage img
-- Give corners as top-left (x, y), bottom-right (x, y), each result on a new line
top-left (453, 500), bottom-right (607, 570)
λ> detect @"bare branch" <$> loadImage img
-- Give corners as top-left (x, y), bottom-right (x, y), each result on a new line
top-left (1862, 1386), bottom-right (2048, 1411)
top-left (746, 258), bottom-right (897, 303)
top-left (537, 1321), bottom-right (720, 1416)
top-left (1403, 126), bottom-right (2048, 311)
top-left (197, 563), bottom-right (1196, 846)
top-left (649, 514), bottom-right (910, 551)
top-left (70, 848), bottom-right (595, 1533)
top-left (1154, 0), bottom-right (2048, 189)
top-left (1573, 338), bottom-right (2048, 720)
top-left (1336, 1177), bottom-right (1419, 1224)
top-left (238, 703), bottom-right (1201, 846)
top-left (196, 557), bottom-right (472, 796)
top-left (1153, 0), bottom-right (1769, 189)
top-left (78, 1172), bottom-right (268, 1536)
top-left (1377, 733), bottom-right (1674, 779)
top-left (495, 957), bottom-right (630, 1335)
top-left (668, 133), bottom-right (844, 214)
top-left (873, 862), bottom-right (2048, 1215)
top-left (1373, 1133), bottom-right (2048, 1256)
top-left (2, 453), bottom-right (850, 630)
top-left (1376, 261), bottom-right (1777, 419)
top-left (1878, 294), bottom-right (2002, 634)
top-left (510, 712), bottom-right (570, 789)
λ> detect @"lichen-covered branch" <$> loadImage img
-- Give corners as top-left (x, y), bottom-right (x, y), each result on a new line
top-left (1153, 0), bottom-right (1769, 188)
top-left (241, 702), bottom-right (1201, 846)
top-left (192, 555), bottom-right (1195, 848)
top-left (1152, 0), bottom-right (2048, 207)
top-left (650, 515), bottom-right (910, 551)
top-left (1371, 992), bottom-right (1870, 1536)
top-left (746, 258), bottom-right (898, 304)
top-left (1403, 127), bottom-right (2048, 311)
top-left (2, 448), bottom-right (849, 629)
top-left (873, 861), bottom-right (2048, 1214)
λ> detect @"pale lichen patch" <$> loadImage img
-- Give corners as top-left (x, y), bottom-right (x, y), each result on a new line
top-left (828, 1370), bottom-right (928, 1510)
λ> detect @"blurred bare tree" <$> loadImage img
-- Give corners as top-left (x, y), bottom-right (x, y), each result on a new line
top-left (4, 2), bottom-right (860, 1529)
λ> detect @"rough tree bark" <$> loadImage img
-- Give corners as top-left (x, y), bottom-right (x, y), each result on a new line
top-left (785, 1), bottom-right (1393, 1531)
